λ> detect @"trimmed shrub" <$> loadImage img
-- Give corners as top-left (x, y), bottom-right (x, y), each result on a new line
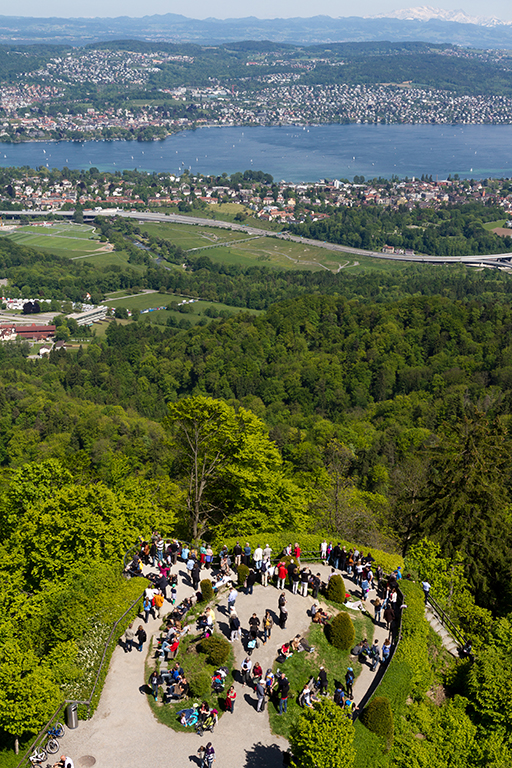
top-left (199, 634), bottom-right (231, 666)
top-left (326, 611), bottom-right (355, 650)
top-left (200, 578), bottom-right (214, 602)
top-left (188, 668), bottom-right (211, 699)
top-left (327, 574), bottom-right (346, 604)
top-left (236, 564), bottom-right (249, 588)
top-left (360, 695), bottom-right (394, 749)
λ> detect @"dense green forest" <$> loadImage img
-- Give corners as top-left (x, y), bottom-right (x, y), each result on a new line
top-left (4, 217), bottom-right (512, 766)
top-left (289, 202), bottom-right (512, 256)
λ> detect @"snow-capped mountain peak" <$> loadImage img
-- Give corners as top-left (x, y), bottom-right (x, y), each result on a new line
top-left (369, 6), bottom-right (512, 27)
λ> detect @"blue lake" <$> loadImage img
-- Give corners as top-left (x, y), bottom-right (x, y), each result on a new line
top-left (1, 124), bottom-right (512, 181)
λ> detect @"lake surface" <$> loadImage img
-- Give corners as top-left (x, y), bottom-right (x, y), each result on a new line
top-left (1, 124), bottom-right (512, 181)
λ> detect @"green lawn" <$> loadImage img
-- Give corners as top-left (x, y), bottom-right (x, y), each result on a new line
top-left (105, 291), bottom-right (260, 326)
top-left (482, 219), bottom-right (507, 230)
top-left (1, 222), bottom-right (104, 257)
top-left (138, 221), bottom-right (421, 273)
top-left (268, 611), bottom-right (374, 741)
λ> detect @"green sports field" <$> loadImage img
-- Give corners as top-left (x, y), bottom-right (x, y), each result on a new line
top-left (0, 222), bottom-right (104, 258)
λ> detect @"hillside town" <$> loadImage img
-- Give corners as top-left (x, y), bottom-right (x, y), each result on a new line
top-left (1, 167), bottom-right (512, 224)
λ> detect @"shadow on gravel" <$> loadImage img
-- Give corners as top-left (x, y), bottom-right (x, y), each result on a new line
top-left (244, 742), bottom-right (285, 768)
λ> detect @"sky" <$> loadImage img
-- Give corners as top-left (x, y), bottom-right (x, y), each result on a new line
top-left (8, 1), bottom-right (512, 23)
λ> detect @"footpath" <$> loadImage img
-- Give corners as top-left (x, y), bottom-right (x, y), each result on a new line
top-left (62, 562), bottom-right (387, 768)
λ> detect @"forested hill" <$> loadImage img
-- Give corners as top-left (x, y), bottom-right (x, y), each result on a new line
top-left (3, 286), bottom-right (512, 612)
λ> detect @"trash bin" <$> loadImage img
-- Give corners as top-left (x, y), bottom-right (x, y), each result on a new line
top-left (66, 702), bottom-right (78, 730)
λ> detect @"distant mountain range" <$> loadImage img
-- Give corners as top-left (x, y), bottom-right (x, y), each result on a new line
top-left (3, 10), bottom-right (512, 48)
top-left (369, 6), bottom-right (512, 28)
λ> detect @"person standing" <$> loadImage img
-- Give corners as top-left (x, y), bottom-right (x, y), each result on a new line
top-left (300, 568), bottom-right (310, 597)
top-left (200, 742), bottom-right (215, 768)
top-left (382, 637), bottom-right (391, 663)
top-left (278, 672), bottom-right (290, 715)
top-left (345, 667), bottom-right (354, 698)
top-left (255, 679), bottom-right (265, 712)
top-left (135, 624), bottom-right (147, 652)
top-left (278, 593), bottom-right (288, 629)
top-left (263, 610), bottom-right (273, 644)
top-left (241, 656), bottom-right (252, 686)
top-left (253, 545), bottom-right (263, 571)
top-left (249, 613), bottom-right (260, 641)
top-left (192, 563), bottom-right (201, 592)
top-left (318, 666), bottom-right (328, 696)
top-left (320, 539), bottom-right (327, 563)
top-left (263, 543), bottom-right (273, 561)
top-left (124, 623), bottom-right (135, 652)
top-left (230, 610), bottom-right (241, 642)
top-left (154, 590), bottom-right (165, 620)
top-left (370, 640), bottom-right (380, 671)
top-left (311, 573), bottom-right (321, 599)
top-left (246, 568), bottom-right (257, 595)
top-left (243, 543), bottom-right (252, 567)
top-left (149, 670), bottom-right (163, 701)
top-left (227, 586), bottom-right (238, 614)
top-left (374, 597), bottom-right (383, 623)
top-left (421, 579), bottom-right (431, 604)
top-left (261, 558), bottom-right (269, 587)
top-left (384, 603), bottom-right (395, 632)
top-left (277, 560), bottom-right (288, 590)
top-left (143, 595), bottom-right (152, 624)
top-left (291, 564), bottom-right (300, 595)
top-left (233, 541), bottom-right (242, 567)
top-left (226, 685), bottom-right (237, 713)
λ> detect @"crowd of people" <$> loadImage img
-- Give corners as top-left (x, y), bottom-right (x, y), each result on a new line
top-left (123, 531), bottom-right (402, 753)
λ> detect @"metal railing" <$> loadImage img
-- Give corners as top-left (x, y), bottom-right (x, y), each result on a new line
top-left (15, 589), bottom-right (145, 768)
top-left (426, 593), bottom-right (466, 648)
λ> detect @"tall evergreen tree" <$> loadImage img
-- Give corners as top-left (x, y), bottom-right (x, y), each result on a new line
top-left (420, 410), bottom-right (512, 613)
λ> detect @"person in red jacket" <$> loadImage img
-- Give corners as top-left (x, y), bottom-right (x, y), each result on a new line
top-left (277, 561), bottom-right (288, 590)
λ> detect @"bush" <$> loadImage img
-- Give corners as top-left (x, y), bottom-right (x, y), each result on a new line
top-left (291, 698), bottom-right (355, 767)
top-left (188, 668), bottom-right (211, 699)
top-left (360, 696), bottom-right (394, 749)
top-left (326, 611), bottom-right (355, 650)
top-left (327, 574), bottom-right (346, 603)
top-left (236, 564), bottom-right (249, 588)
top-left (200, 579), bottom-right (214, 602)
top-left (199, 634), bottom-right (231, 666)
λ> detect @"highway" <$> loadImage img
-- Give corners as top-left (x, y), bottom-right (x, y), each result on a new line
top-left (2, 208), bottom-right (512, 267)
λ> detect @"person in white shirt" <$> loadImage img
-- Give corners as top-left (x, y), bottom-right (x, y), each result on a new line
top-left (227, 587), bottom-right (238, 613)
top-left (263, 544), bottom-right (272, 560)
top-left (253, 546), bottom-right (263, 570)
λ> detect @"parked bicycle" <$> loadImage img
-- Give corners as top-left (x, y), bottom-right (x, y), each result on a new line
top-left (28, 747), bottom-right (48, 765)
top-left (45, 722), bottom-right (65, 754)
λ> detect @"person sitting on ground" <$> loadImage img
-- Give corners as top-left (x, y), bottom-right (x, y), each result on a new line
top-left (291, 635), bottom-right (301, 653)
top-left (167, 676), bottom-right (189, 700)
top-left (199, 701), bottom-right (210, 723)
top-left (300, 683), bottom-right (314, 708)
top-left (280, 641), bottom-right (293, 659)
top-left (312, 607), bottom-right (330, 625)
top-left (54, 757), bottom-right (74, 768)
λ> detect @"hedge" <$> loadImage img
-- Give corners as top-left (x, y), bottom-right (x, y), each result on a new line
top-left (236, 563), bottom-right (249, 588)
